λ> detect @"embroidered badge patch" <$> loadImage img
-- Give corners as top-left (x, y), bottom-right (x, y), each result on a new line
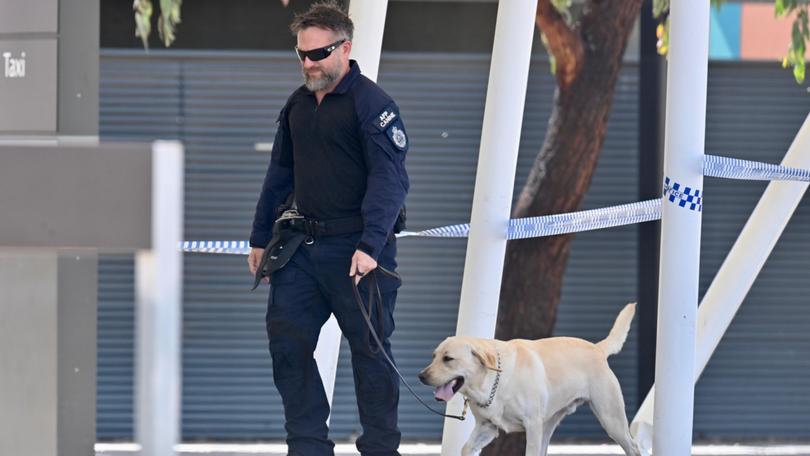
top-left (391, 126), bottom-right (407, 149)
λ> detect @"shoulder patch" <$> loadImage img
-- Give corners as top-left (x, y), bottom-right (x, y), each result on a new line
top-left (388, 124), bottom-right (408, 150)
top-left (375, 108), bottom-right (398, 130)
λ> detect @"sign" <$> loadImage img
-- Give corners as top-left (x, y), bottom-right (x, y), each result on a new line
top-left (0, 39), bottom-right (57, 132)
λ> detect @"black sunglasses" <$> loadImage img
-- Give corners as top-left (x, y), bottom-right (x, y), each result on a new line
top-left (295, 39), bottom-right (346, 62)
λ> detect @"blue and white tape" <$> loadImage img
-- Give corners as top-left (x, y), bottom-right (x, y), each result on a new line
top-left (181, 154), bottom-right (810, 254)
top-left (663, 177), bottom-right (703, 212)
top-left (404, 223), bottom-right (471, 238)
top-left (182, 240), bottom-right (251, 255)
top-left (507, 198), bottom-right (661, 240)
top-left (704, 154), bottom-right (810, 182)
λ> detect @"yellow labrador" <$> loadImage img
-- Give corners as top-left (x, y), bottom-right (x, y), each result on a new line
top-left (418, 303), bottom-right (641, 456)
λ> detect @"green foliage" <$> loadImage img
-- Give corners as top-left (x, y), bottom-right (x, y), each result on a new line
top-left (656, 20), bottom-right (670, 55)
top-left (133, 0), bottom-right (183, 49)
top-left (653, 0), bottom-right (669, 19)
top-left (778, 3), bottom-right (808, 82)
top-left (656, 0), bottom-right (808, 84)
top-left (158, 0), bottom-right (183, 48)
top-left (133, 0), bottom-right (152, 49)
top-left (551, 0), bottom-right (573, 14)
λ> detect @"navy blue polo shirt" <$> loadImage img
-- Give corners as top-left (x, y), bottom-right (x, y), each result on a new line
top-left (250, 60), bottom-right (409, 260)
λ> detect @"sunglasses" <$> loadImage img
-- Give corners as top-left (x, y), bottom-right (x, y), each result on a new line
top-left (295, 39), bottom-right (346, 62)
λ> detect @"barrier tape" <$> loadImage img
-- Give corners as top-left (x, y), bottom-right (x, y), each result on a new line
top-left (181, 155), bottom-right (810, 254)
top-left (182, 240), bottom-right (251, 255)
top-left (663, 177), bottom-right (703, 212)
top-left (703, 154), bottom-right (810, 182)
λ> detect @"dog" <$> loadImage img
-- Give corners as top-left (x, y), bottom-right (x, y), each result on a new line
top-left (418, 303), bottom-right (641, 456)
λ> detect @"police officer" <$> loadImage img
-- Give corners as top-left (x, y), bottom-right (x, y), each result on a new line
top-left (247, 2), bottom-right (409, 455)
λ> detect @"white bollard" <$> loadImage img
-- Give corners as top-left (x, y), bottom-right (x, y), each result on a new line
top-left (136, 140), bottom-right (184, 456)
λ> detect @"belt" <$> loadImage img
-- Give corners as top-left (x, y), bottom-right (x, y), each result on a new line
top-left (286, 215), bottom-right (364, 238)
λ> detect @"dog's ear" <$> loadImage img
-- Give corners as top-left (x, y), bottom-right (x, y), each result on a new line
top-left (470, 342), bottom-right (500, 372)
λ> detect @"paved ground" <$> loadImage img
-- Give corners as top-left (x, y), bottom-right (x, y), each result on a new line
top-left (96, 442), bottom-right (810, 456)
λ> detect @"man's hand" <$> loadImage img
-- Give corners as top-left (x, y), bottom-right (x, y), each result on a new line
top-left (349, 249), bottom-right (377, 285)
top-left (248, 247), bottom-right (269, 284)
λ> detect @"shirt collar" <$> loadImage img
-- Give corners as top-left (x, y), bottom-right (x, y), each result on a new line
top-left (330, 60), bottom-right (361, 95)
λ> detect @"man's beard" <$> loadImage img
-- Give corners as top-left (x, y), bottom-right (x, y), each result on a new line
top-left (304, 65), bottom-right (341, 92)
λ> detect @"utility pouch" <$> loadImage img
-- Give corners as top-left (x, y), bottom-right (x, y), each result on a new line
top-left (250, 208), bottom-right (307, 291)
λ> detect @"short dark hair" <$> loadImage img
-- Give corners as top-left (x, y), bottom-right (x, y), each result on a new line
top-left (290, 1), bottom-right (354, 40)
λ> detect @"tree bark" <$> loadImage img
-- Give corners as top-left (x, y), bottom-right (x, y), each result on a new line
top-left (481, 0), bottom-right (641, 454)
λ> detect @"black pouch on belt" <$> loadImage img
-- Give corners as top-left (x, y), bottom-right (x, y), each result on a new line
top-left (250, 208), bottom-right (308, 291)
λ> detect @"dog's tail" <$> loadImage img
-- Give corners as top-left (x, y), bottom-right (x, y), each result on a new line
top-left (596, 303), bottom-right (636, 357)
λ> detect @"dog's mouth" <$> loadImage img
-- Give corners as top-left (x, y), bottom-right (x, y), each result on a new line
top-left (434, 376), bottom-right (464, 402)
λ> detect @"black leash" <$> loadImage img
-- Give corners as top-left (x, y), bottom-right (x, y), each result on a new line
top-left (352, 267), bottom-right (467, 421)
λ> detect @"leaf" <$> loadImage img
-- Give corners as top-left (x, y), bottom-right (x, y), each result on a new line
top-left (793, 57), bottom-right (805, 82)
top-left (776, 0), bottom-right (788, 17)
top-left (793, 19), bottom-right (803, 44)
top-left (551, 0), bottom-right (572, 13)
top-left (657, 18), bottom-right (670, 55)
top-left (133, 0), bottom-right (153, 50)
top-left (653, 0), bottom-right (669, 19)
top-left (781, 10), bottom-right (808, 83)
top-left (158, 0), bottom-right (182, 47)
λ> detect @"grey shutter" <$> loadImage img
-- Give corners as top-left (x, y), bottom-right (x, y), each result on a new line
top-left (97, 55), bottom-right (182, 439)
top-left (97, 255), bottom-right (136, 438)
top-left (694, 62), bottom-right (810, 439)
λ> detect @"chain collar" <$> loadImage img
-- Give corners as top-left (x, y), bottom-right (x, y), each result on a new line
top-left (476, 351), bottom-right (501, 408)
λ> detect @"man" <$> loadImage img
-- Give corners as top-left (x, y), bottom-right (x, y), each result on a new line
top-left (247, 2), bottom-right (409, 455)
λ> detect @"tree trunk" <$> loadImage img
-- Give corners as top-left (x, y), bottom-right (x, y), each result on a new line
top-left (481, 0), bottom-right (641, 454)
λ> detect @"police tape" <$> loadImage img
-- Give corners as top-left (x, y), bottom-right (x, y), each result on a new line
top-left (181, 154), bottom-right (810, 254)
top-left (704, 154), bottom-right (810, 182)
top-left (182, 240), bottom-right (252, 255)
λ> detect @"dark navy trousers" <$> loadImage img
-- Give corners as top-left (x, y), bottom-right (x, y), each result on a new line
top-left (266, 233), bottom-right (401, 456)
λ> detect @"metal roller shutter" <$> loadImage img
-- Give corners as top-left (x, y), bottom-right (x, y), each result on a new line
top-left (694, 63), bottom-right (810, 440)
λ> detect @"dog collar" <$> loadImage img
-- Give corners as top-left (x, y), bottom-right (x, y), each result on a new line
top-left (477, 351), bottom-right (501, 408)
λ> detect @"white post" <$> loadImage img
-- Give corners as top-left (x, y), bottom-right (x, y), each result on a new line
top-left (347, 0), bottom-right (388, 82)
top-left (653, 0), bottom-right (710, 452)
top-left (311, 0), bottom-right (390, 419)
top-left (632, 113), bottom-right (810, 453)
top-left (440, 1), bottom-right (535, 454)
top-left (136, 141), bottom-right (184, 456)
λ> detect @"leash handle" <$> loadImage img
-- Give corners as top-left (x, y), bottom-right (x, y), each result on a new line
top-left (352, 269), bottom-right (466, 421)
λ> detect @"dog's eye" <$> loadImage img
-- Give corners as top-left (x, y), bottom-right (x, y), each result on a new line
top-left (442, 356), bottom-right (454, 363)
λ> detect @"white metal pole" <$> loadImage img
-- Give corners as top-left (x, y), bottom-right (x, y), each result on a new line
top-left (136, 140), bottom-right (184, 456)
top-left (440, 1), bottom-right (535, 454)
top-left (653, 0), bottom-right (710, 452)
top-left (311, 0), bottom-right (390, 419)
top-left (632, 113), bottom-right (810, 454)
top-left (347, 0), bottom-right (388, 82)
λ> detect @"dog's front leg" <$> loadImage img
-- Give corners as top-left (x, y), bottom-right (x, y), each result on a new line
top-left (524, 419), bottom-right (546, 456)
top-left (461, 421), bottom-right (499, 456)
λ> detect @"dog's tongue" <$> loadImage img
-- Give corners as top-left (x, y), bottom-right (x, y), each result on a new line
top-left (434, 379), bottom-right (456, 402)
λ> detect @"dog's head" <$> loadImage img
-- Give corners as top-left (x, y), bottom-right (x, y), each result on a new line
top-left (417, 336), bottom-right (499, 402)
